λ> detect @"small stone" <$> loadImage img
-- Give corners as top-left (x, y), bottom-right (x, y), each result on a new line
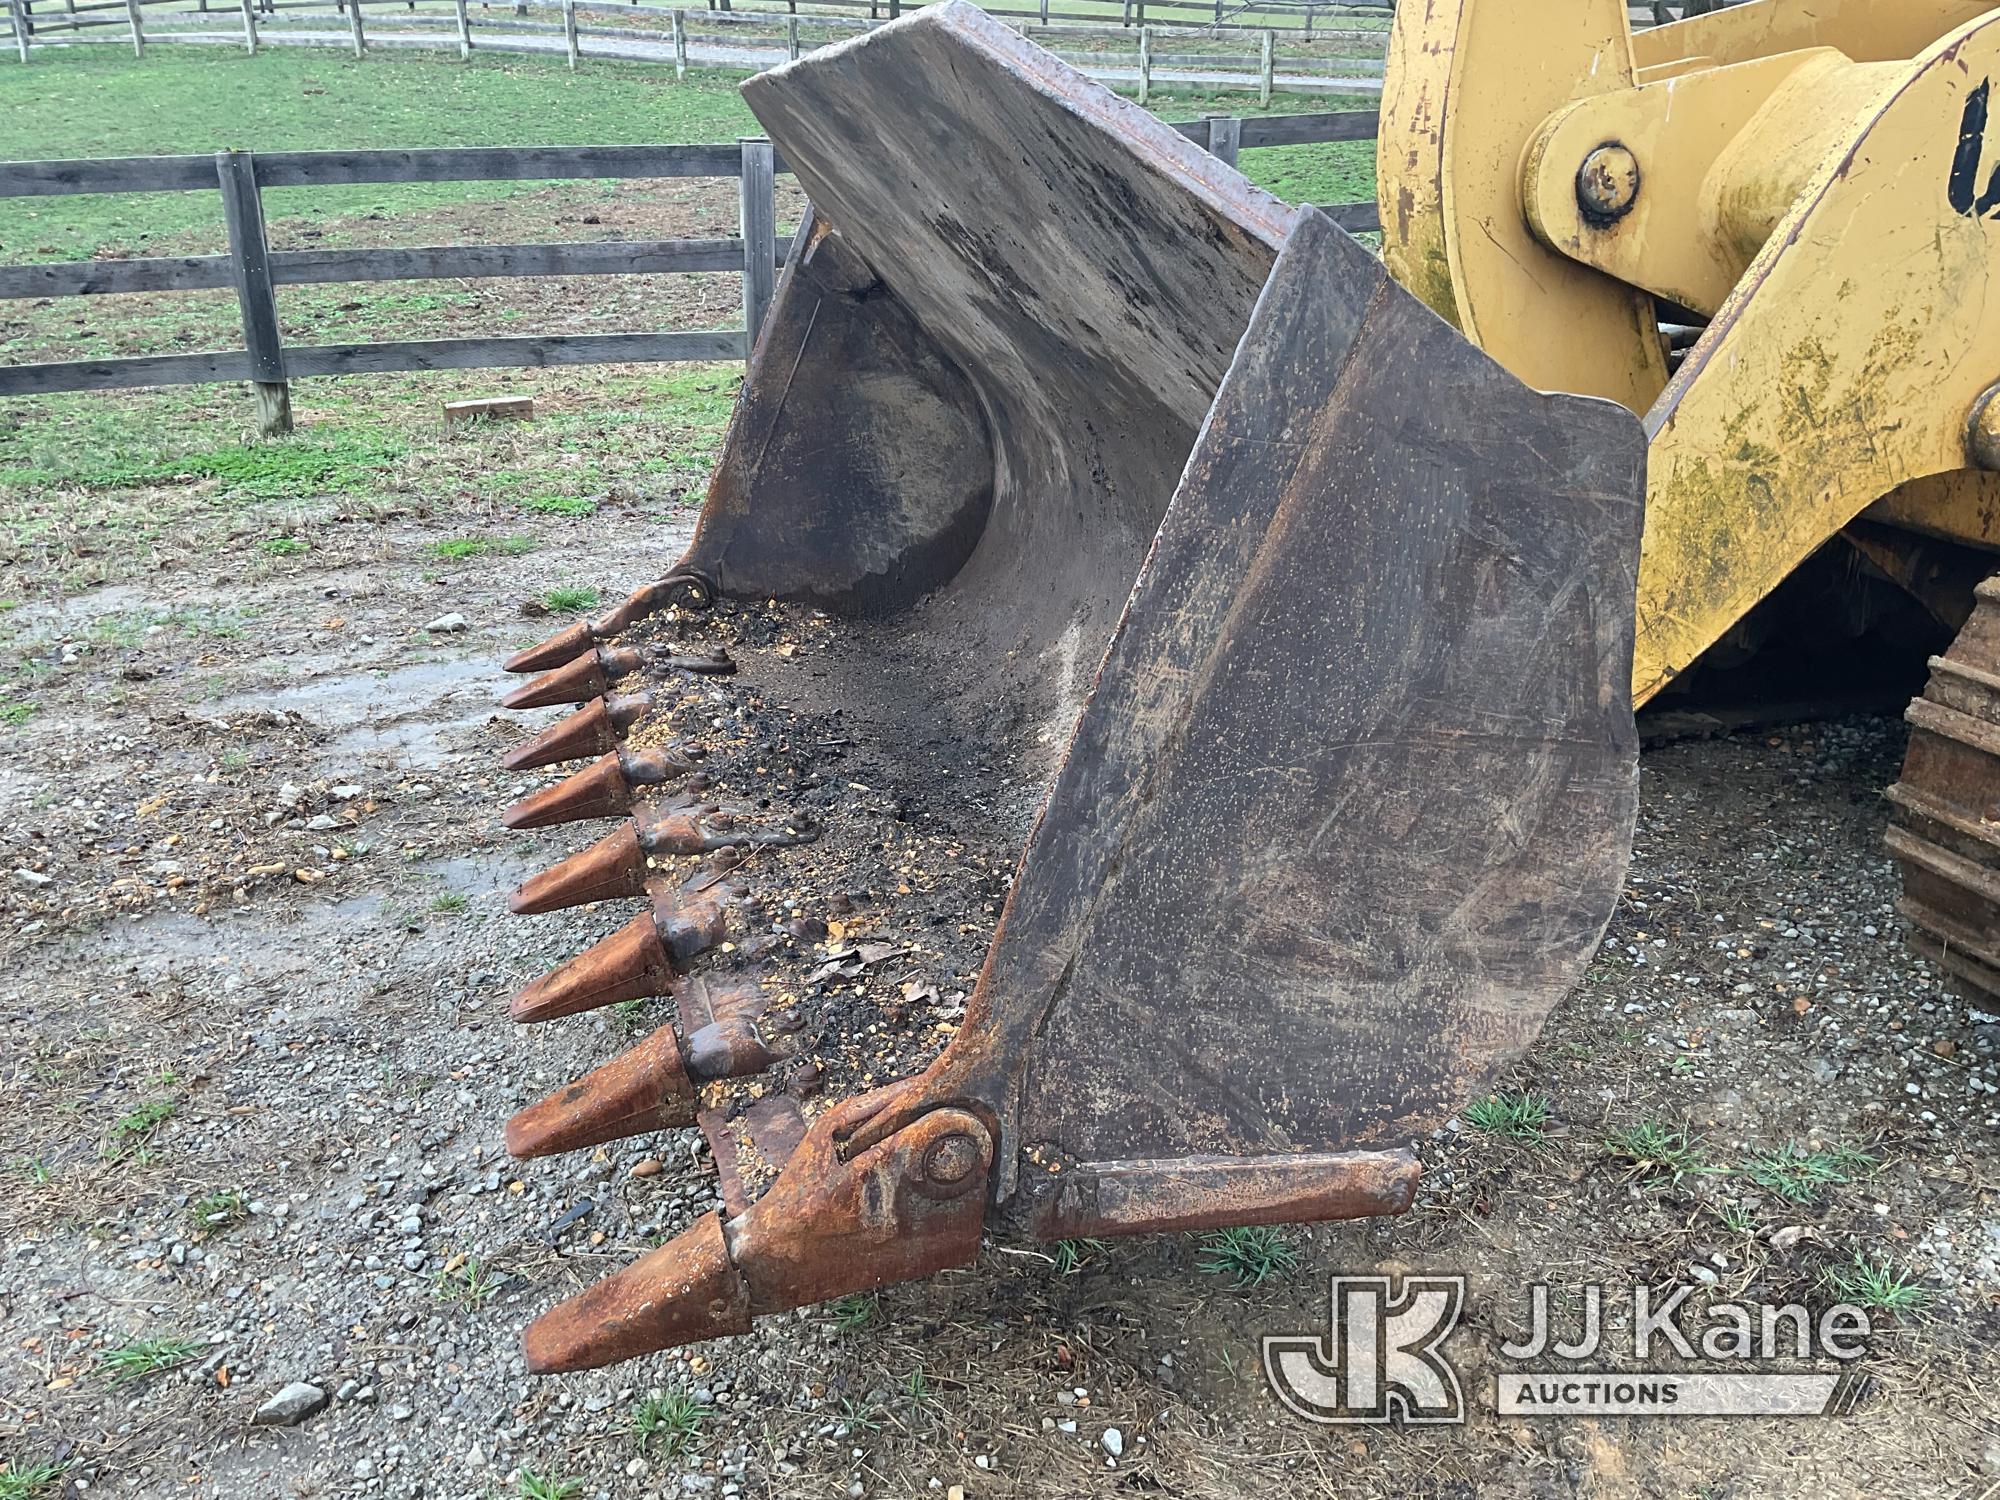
top-left (330, 784), bottom-right (365, 800)
top-left (253, 1382), bottom-right (329, 1427)
top-left (631, 1158), bottom-right (664, 1179)
top-left (307, 814), bottom-right (341, 831)
top-left (1101, 1428), bottom-right (1124, 1460)
top-left (425, 612), bottom-right (469, 634)
top-left (13, 869), bottom-right (51, 887)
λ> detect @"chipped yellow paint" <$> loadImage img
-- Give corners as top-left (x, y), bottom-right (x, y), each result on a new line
top-left (1635, 11), bottom-right (2000, 702)
top-left (1633, 0), bottom-right (1995, 71)
top-left (1375, 0), bottom-right (1668, 412)
top-left (1379, 0), bottom-right (2000, 708)
top-left (1524, 51), bottom-right (1908, 319)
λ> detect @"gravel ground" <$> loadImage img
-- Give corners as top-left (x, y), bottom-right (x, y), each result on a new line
top-left (2, 370), bottom-right (1997, 1498)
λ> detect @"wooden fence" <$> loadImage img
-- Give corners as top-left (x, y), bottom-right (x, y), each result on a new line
top-left (0, 0), bottom-right (1707, 98)
top-left (0, 110), bottom-right (1379, 429)
top-left (0, 140), bottom-right (788, 432)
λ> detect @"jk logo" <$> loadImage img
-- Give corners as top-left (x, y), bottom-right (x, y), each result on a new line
top-left (1262, 1275), bottom-right (1466, 1425)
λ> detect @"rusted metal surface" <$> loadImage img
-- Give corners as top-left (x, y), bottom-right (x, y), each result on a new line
top-left (1031, 1148), bottom-right (1422, 1241)
top-left (499, 693), bottom-right (650, 771)
top-left (502, 745), bottom-right (706, 830)
top-left (508, 911), bottom-right (677, 1023)
top-left (1887, 575), bottom-right (2000, 1000)
top-left (495, 3), bottom-right (1646, 1367)
top-left (500, 646), bottom-right (642, 710)
top-left (504, 1023), bottom-right (698, 1159)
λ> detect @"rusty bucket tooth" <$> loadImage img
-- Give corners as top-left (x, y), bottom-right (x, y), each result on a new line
top-left (500, 647), bottom-right (643, 710)
top-left (505, 619), bottom-right (598, 675)
top-left (524, 1212), bottom-right (750, 1374)
top-left (502, 745), bottom-right (706, 830)
top-left (508, 821), bottom-right (648, 916)
top-left (499, 693), bottom-right (650, 773)
top-left (523, 1095), bottom-right (990, 1368)
top-left (505, 1023), bottom-right (700, 1160)
top-left (509, 911), bottom-right (677, 1023)
top-left (502, 753), bottom-right (634, 831)
top-left (644, 810), bottom-right (817, 855)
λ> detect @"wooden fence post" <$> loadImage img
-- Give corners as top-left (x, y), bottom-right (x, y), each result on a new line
top-left (1212, 0), bottom-right (1221, 24)
top-left (347, 0), bottom-right (365, 55)
top-left (562, 0), bottom-right (578, 69)
top-left (1257, 28), bottom-right (1272, 106)
top-left (216, 151), bottom-right (292, 437)
top-left (737, 136), bottom-right (775, 357)
top-left (453, 0), bottom-right (470, 57)
top-left (1204, 112), bottom-right (1239, 168)
top-left (786, 11), bottom-right (797, 59)
top-left (1137, 24), bottom-right (1151, 105)
top-left (238, 0), bottom-right (258, 53)
top-left (671, 7), bottom-right (685, 78)
top-left (125, 0), bottom-right (144, 56)
top-left (8, 0), bottom-right (28, 63)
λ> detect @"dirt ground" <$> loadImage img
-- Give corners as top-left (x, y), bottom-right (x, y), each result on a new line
top-left (2, 197), bottom-right (1998, 1499)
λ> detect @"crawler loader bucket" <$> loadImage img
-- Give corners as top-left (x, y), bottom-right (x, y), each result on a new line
top-left (494, 1), bottom-right (1647, 1371)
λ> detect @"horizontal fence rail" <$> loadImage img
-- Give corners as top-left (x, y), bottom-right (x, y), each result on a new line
top-left (0, 109), bottom-right (1384, 425)
top-left (1, 0), bottom-right (1719, 98)
top-left (0, 139), bottom-right (794, 430)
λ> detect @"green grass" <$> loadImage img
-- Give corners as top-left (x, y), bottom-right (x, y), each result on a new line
top-left (0, 51), bottom-right (766, 262)
top-left (187, 1188), bottom-right (249, 1238)
top-left (258, 536), bottom-right (309, 556)
top-left (0, 703), bottom-right (33, 728)
top-left (0, 1460), bottom-right (71, 1500)
top-left (1050, 1237), bottom-right (1110, 1276)
top-left (1463, 1089), bottom-right (1551, 1143)
top-left (1741, 1142), bottom-right (1878, 1205)
top-left (632, 1387), bottom-right (704, 1458)
top-left (101, 1334), bottom-right (203, 1382)
top-left (431, 534), bottom-right (537, 560)
top-left (825, 1293), bottom-right (878, 1333)
top-left (1824, 1250), bottom-right (1929, 1316)
top-left (542, 585), bottom-right (600, 613)
top-left (520, 494), bottom-right (597, 517)
top-left (0, 50), bottom-right (1376, 268)
top-left (516, 1471), bottom-right (582, 1500)
top-left (1196, 1225), bottom-right (1297, 1287)
top-left (1603, 1121), bottom-right (1710, 1184)
top-left (434, 1253), bottom-right (500, 1306)
top-left (429, 892), bottom-right (469, 914)
top-left (109, 1096), bottom-right (176, 1141)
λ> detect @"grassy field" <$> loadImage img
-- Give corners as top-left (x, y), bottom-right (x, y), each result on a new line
top-left (0, 48), bottom-right (1375, 261)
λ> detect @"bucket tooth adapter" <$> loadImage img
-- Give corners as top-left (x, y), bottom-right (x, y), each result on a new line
top-left (495, 1), bottom-right (1648, 1371)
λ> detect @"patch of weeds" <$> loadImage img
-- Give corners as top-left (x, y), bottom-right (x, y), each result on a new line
top-left (1463, 1089), bottom-right (1551, 1142)
top-left (434, 1254), bottom-right (500, 1307)
top-left (259, 537), bottom-right (309, 556)
top-left (632, 1387), bottom-right (704, 1458)
top-left (835, 1396), bottom-right (881, 1433)
top-left (826, 1294), bottom-right (877, 1333)
top-left (1741, 1142), bottom-right (1878, 1205)
top-left (1825, 1250), bottom-right (1929, 1316)
top-left (106, 1096), bottom-right (175, 1155)
top-left (0, 1460), bottom-right (71, 1499)
top-left (73, 435), bottom-right (404, 500)
top-left (542, 586), bottom-right (600, 613)
top-left (1050, 1237), bottom-right (1110, 1276)
top-left (187, 1189), bottom-right (249, 1239)
top-left (220, 748), bottom-right (249, 772)
top-left (516, 1472), bottom-right (581, 1500)
top-left (0, 702), bottom-right (32, 727)
top-left (902, 1367), bottom-right (931, 1407)
top-left (521, 494), bottom-right (597, 517)
top-left (429, 893), bottom-right (469, 914)
top-left (431, 534), bottom-right (537, 560)
top-left (1603, 1121), bottom-right (1710, 1184)
top-left (1196, 1225), bottom-right (1298, 1288)
top-left (101, 1334), bottom-right (202, 1382)
top-left (611, 997), bottom-right (649, 1033)
top-left (1716, 1202), bottom-right (1758, 1236)
top-left (16, 1158), bottom-right (54, 1185)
